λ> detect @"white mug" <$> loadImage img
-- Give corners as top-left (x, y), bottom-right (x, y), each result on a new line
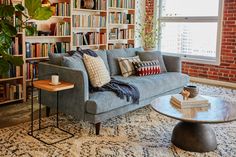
top-left (51, 75), bottom-right (59, 85)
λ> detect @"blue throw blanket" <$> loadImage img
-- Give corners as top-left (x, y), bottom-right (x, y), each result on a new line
top-left (77, 48), bottom-right (140, 104)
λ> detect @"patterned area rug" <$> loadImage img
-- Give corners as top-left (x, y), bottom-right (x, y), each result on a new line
top-left (0, 83), bottom-right (236, 157)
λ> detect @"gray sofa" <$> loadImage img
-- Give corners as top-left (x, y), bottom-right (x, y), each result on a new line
top-left (39, 48), bottom-right (189, 134)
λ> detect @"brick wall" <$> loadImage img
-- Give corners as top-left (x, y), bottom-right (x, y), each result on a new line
top-left (146, 0), bottom-right (236, 83)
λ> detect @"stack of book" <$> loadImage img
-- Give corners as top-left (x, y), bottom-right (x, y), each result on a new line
top-left (170, 94), bottom-right (210, 109)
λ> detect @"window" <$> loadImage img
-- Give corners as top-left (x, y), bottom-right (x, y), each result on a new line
top-left (158, 0), bottom-right (224, 64)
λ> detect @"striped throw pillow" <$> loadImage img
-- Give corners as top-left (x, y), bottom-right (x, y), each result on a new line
top-left (83, 54), bottom-right (111, 87)
top-left (118, 56), bottom-right (141, 77)
top-left (133, 60), bottom-right (161, 76)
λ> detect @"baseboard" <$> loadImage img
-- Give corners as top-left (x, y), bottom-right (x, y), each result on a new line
top-left (190, 77), bottom-right (236, 89)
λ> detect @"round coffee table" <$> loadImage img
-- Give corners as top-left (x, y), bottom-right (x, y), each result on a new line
top-left (151, 95), bottom-right (236, 152)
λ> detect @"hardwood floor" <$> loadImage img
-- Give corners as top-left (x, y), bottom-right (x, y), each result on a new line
top-left (0, 100), bottom-right (46, 128)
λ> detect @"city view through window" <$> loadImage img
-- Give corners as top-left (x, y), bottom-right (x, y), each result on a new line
top-left (159, 0), bottom-right (220, 59)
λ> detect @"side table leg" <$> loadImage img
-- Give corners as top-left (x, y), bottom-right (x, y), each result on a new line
top-left (31, 83), bottom-right (34, 135)
top-left (57, 91), bottom-right (59, 128)
top-left (39, 89), bottom-right (42, 129)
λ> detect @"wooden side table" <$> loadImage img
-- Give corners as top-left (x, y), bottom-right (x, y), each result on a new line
top-left (28, 80), bottom-right (74, 145)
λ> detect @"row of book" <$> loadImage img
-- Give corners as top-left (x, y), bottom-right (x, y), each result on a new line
top-left (108, 43), bottom-right (134, 50)
top-left (53, 2), bottom-right (71, 16)
top-left (0, 83), bottom-right (23, 102)
top-left (26, 42), bottom-right (70, 58)
top-left (108, 0), bottom-right (135, 9)
top-left (109, 13), bottom-right (134, 24)
top-left (26, 63), bottom-right (38, 80)
top-left (50, 22), bottom-right (71, 36)
top-left (73, 32), bottom-right (106, 46)
top-left (7, 37), bottom-right (22, 55)
top-left (72, 15), bottom-right (106, 27)
top-left (73, 0), bottom-right (106, 10)
top-left (109, 28), bottom-right (134, 40)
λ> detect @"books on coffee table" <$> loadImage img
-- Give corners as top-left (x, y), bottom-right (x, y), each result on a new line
top-left (170, 94), bottom-right (210, 109)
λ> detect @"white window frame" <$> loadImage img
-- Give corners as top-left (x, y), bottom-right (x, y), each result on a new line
top-left (155, 0), bottom-right (224, 65)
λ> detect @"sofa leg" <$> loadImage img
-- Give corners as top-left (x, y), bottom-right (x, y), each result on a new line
top-left (95, 123), bottom-right (101, 135)
top-left (46, 106), bottom-right (50, 117)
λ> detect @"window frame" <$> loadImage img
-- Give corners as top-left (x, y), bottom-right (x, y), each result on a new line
top-left (155, 0), bottom-right (224, 65)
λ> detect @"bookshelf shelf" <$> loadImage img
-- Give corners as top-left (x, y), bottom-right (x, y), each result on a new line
top-left (0, 98), bottom-right (24, 105)
top-left (108, 7), bottom-right (135, 11)
top-left (25, 57), bottom-right (49, 61)
top-left (26, 78), bottom-right (38, 82)
top-left (0, 76), bottom-right (24, 82)
top-left (51, 16), bottom-right (71, 18)
top-left (25, 36), bottom-right (71, 39)
top-left (73, 9), bottom-right (107, 13)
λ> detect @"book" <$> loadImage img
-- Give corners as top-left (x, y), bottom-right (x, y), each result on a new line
top-left (170, 99), bottom-right (210, 109)
top-left (171, 94), bottom-right (209, 105)
top-left (170, 94), bottom-right (210, 108)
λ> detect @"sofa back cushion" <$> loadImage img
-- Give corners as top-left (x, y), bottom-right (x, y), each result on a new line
top-left (48, 53), bottom-right (70, 66)
top-left (107, 48), bottom-right (144, 76)
top-left (61, 53), bottom-right (88, 76)
top-left (95, 50), bottom-right (110, 71)
top-left (137, 51), bottom-right (167, 73)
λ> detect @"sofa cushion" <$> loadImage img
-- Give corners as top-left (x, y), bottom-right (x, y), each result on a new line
top-left (49, 53), bottom-right (70, 66)
top-left (61, 53), bottom-right (87, 73)
top-left (86, 72), bottom-right (189, 114)
top-left (83, 54), bottom-right (111, 87)
top-left (95, 50), bottom-right (110, 71)
top-left (133, 60), bottom-right (161, 76)
top-left (118, 56), bottom-right (141, 77)
top-left (107, 48), bottom-right (143, 76)
top-left (137, 51), bottom-right (167, 73)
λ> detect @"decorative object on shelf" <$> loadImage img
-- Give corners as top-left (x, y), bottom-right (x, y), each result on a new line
top-left (184, 85), bottom-right (199, 98)
top-left (0, 0), bottom-right (52, 76)
top-left (82, 0), bottom-right (95, 9)
top-left (138, 14), bottom-right (160, 51)
top-left (181, 90), bottom-right (190, 100)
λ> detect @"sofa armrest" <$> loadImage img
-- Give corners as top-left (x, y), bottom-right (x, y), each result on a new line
top-left (163, 55), bottom-right (182, 72)
top-left (38, 62), bottom-right (89, 120)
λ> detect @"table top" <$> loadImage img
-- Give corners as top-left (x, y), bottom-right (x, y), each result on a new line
top-left (151, 95), bottom-right (236, 123)
top-left (33, 80), bottom-right (74, 92)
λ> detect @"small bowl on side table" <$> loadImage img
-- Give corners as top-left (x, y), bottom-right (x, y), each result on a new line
top-left (184, 85), bottom-right (199, 98)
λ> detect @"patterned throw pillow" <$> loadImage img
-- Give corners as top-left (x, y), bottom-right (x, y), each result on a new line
top-left (133, 60), bottom-right (161, 76)
top-left (118, 56), bottom-right (141, 77)
top-left (83, 54), bottom-right (111, 87)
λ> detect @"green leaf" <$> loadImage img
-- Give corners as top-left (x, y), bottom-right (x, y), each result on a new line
top-left (25, 25), bottom-right (36, 36)
top-left (15, 4), bottom-right (25, 12)
top-left (0, 33), bottom-right (12, 49)
top-left (0, 59), bottom-right (10, 76)
top-left (0, 4), bottom-right (15, 17)
top-left (1, 21), bottom-right (17, 37)
top-left (8, 56), bottom-right (24, 66)
top-left (25, 0), bottom-right (41, 18)
top-left (33, 7), bottom-right (52, 20)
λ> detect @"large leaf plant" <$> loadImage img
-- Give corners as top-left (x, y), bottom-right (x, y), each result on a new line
top-left (0, 0), bottom-right (52, 76)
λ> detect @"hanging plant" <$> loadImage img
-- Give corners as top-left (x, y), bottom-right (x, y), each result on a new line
top-left (0, 0), bottom-right (52, 76)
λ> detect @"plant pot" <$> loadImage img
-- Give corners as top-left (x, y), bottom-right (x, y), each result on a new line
top-left (144, 48), bottom-right (157, 52)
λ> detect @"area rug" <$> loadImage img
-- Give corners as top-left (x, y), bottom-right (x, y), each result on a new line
top-left (0, 83), bottom-right (236, 157)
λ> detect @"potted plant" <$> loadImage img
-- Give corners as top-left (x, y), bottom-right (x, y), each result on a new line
top-left (0, 0), bottom-right (52, 77)
top-left (138, 15), bottom-right (160, 51)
